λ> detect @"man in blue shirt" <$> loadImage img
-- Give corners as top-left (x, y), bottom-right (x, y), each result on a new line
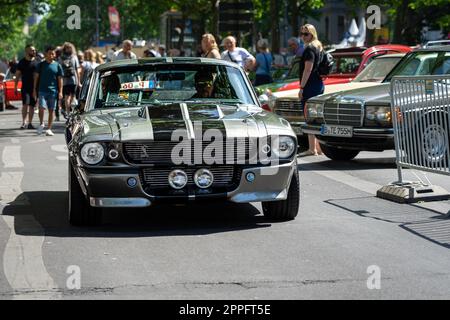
top-left (33, 46), bottom-right (64, 136)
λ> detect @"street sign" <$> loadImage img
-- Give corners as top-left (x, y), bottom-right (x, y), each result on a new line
top-left (218, 0), bottom-right (254, 33)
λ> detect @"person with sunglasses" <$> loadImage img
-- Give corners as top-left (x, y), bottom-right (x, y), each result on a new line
top-left (193, 71), bottom-right (217, 98)
top-left (298, 24), bottom-right (324, 157)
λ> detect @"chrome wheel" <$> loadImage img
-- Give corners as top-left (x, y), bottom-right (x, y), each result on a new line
top-left (421, 124), bottom-right (448, 163)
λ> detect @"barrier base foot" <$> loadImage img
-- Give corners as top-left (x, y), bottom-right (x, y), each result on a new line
top-left (377, 182), bottom-right (450, 204)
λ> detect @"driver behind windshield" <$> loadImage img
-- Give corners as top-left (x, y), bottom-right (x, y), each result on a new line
top-left (101, 74), bottom-right (121, 98)
top-left (192, 71), bottom-right (217, 98)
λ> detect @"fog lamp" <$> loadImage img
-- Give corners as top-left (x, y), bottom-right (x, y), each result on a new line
top-left (194, 169), bottom-right (214, 189)
top-left (168, 170), bottom-right (188, 190)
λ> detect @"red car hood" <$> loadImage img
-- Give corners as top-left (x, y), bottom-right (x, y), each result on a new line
top-left (278, 76), bottom-right (353, 92)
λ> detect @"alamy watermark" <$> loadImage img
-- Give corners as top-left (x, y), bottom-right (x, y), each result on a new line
top-left (168, 122), bottom-right (296, 176)
top-left (367, 5), bottom-right (381, 30)
top-left (66, 5), bottom-right (81, 30)
top-left (367, 265), bottom-right (381, 290)
top-left (66, 265), bottom-right (81, 290)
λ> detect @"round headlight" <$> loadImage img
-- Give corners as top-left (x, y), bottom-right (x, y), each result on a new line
top-left (366, 106), bottom-right (377, 121)
top-left (168, 170), bottom-right (188, 190)
top-left (194, 169), bottom-right (214, 189)
top-left (274, 136), bottom-right (296, 159)
top-left (80, 143), bottom-right (105, 165)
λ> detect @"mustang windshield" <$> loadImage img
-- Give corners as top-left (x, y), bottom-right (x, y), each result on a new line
top-left (94, 64), bottom-right (255, 108)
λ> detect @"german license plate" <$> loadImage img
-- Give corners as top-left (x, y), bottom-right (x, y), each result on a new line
top-left (321, 125), bottom-right (353, 137)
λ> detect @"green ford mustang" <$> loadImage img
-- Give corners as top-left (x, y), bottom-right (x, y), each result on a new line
top-left (66, 57), bottom-right (300, 226)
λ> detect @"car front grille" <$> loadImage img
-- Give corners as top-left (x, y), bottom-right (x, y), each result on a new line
top-left (323, 102), bottom-right (363, 127)
top-left (141, 166), bottom-right (241, 189)
top-left (123, 139), bottom-right (252, 165)
top-left (274, 99), bottom-right (303, 115)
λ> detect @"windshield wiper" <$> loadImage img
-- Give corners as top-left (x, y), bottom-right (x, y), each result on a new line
top-left (102, 101), bottom-right (138, 108)
top-left (184, 99), bottom-right (245, 105)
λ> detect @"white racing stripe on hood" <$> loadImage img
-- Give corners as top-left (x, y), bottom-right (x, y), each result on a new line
top-left (145, 107), bottom-right (155, 141)
top-left (180, 103), bottom-right (195, 139)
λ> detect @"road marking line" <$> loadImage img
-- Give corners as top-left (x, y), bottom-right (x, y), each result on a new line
top-left (28, 139), bottom-right (47, 144)
top-left (51, 145), bottom-right (68, 153)
top-left (2, 214), bottom-right (61, 299)
top-left (1, 146), bottom-right (61, 299)
top-left (2, 146), bottom-right (24, 168)
top-left (0, 172), bottom-right (28, 205)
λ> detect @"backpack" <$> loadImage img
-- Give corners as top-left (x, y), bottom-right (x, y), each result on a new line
top-left (318, 50), bottom-right (334, 76)
top-left (61, 55), bottom-right (75, 77)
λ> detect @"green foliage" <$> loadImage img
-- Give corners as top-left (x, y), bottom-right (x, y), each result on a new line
top-left (345, 0), bottom-right (449, 44)
top-left (1, 0), bottom-right (448, 59)
top-left (0, 0), bottom-right (35, 59)
top-left (28, 0), bottom-right (174, 51)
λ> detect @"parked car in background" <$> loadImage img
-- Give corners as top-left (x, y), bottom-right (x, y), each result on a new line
top-left (3, 68), bottom-right (22, 102)
top-left (274, 45), bottom-right (412, 92)
top-left (254, 57), bottom-right (302, 96)
top-left (422, 40), bottom-right (450, 48)
top-left (263, 53), bottom-right (407, 137)
top-left (66, 57), bottom-right (300, 226)
top-left (301, 47), bottom-right (450, 161)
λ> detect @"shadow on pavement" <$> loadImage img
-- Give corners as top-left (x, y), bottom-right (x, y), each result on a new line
top-left (3, 191), bottom-right (272, 238)
top-left (325, 196), bottom-right (450, 249)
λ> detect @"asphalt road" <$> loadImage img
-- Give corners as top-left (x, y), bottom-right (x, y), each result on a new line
top-left (0, 104), bottom-right (449, 300)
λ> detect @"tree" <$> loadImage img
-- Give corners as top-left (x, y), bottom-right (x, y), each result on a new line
top-left (0, 0), bottom-right (37, 59)
top-left (288, 0), bottom-right (324, 36)
top-left (270, 0), bottom-right (280, 53)
top-left (29, 0), bottom-right (174, 51)
top-left (345, 0), bottom-right (450, 45)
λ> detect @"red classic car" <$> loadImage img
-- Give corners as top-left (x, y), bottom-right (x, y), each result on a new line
top-left (277, 44), bottom-right (412, 91)
top-left (2, 68), bottom-right (22, 102)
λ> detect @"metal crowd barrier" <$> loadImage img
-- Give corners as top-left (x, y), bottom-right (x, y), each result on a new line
top-left (377, 75), bottom-right (450, 203)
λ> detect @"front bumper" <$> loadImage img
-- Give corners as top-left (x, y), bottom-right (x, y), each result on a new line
top-left (301, 124), bottom-right (395, 151)
top-left (78, 160), bottom-right (297, 208)
top-left (290, 121), bottom-right (305, 136)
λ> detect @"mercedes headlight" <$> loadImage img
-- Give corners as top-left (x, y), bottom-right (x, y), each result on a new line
top-left (366, 106), bottom-right (392, 125)
top-left (305, 102), bottom-right (324, 119)
top-left (268, 95), bottom-right (277, 110)
top-left (273, 136), bottom-right (296, 159)
top-left (259, 93), bottom-right (269, 105)
top-left (80, 143), bottom-right (105, 165)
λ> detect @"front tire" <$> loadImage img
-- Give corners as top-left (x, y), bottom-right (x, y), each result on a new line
top-left (262, 169), bottom-right (300, 221)
top-left (320, 143), bottom-right (360, 161)
top-left (68, 162), bottom-right (102, 226)
top-left (417, 113), bottom-right (449, 165)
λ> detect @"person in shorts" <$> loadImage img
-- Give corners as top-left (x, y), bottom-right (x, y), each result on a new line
top-left (33, 46), bottom-right (64, 136)
top-left (58, 42), bottom-right (81, 118)
top-left (15, 44), bottom-right (38, 129)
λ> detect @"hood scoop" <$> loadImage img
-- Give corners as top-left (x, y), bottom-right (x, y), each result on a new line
top-left (145, 103), bottom-right (225, 121)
